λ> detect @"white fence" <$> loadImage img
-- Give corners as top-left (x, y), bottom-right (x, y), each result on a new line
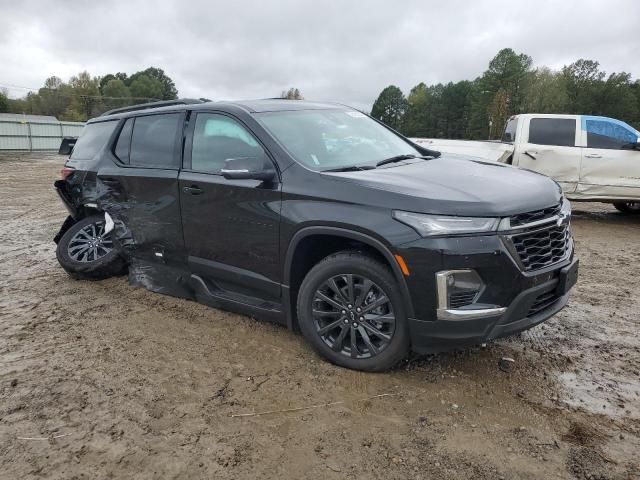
top-left (0, 114), bottom-right (85, 151)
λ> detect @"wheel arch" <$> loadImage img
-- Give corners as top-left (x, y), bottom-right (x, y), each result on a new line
top-left (283, 226), bottom-right (414, 330)
top-left (53, 203), bottom-right (105, 244)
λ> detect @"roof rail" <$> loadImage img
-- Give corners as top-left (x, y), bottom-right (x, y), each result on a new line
top-left (101, 98), bottom-right (206, 117)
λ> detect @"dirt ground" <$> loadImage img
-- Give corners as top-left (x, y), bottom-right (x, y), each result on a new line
top-left (0, 152), bottom-right (639, 480)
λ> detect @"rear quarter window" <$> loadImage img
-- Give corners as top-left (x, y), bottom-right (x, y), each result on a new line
top-left (70, 121), bottom-right (118, 160)
top-left (528, 118), bottom-right (575, 147)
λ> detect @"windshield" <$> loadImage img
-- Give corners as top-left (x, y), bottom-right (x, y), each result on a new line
top-left (256, 109), bottom-right (420, 171)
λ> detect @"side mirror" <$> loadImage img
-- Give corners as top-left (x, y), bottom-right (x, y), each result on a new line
top-left (221, 155), bottom-right (276, 181)
top-left (635, 138), bottom-right (640, 150)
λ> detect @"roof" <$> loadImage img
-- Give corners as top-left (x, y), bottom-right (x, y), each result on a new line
top-left (94, 99), bottom-right (352, 122)
top-left (217, 99), bottom-right (349, 113)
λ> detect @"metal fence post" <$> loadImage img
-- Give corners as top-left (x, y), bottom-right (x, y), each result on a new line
top-left (26, 120), bottom-right (33, 152)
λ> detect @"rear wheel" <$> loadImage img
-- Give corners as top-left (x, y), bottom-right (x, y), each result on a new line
top-left (613, 201), bottom-right (640, 214)
top-left (297, 252), bottom-right (409, 371)
top-left (56, 214), bottom-right (126, 279)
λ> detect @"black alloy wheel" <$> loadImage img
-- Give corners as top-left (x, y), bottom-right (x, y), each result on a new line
top-left (66, 220), bottom-right (114, 263)
top-left (312, 274), bottom-right (396, 359)
top-left (56, 214), bottom-right (126, 280)
top-left (297, 251), bottom-right (409, 371)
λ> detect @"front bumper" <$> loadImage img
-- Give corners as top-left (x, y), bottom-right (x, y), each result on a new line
top-left (408, 258), bottom-right (576, 353)
top-left (396, 230), bottom-right (577, 354)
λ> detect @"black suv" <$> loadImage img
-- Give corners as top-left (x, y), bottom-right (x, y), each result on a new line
top-left (54, 99), bottom-right (578, 371)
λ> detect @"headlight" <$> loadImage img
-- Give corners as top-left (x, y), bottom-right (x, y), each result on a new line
top-left (393, 211), bottom-right (499, 237)
top-left (560, 196), bottom-right (571, 218)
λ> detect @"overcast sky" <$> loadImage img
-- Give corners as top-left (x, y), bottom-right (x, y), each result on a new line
top-left (1, 0), bottom-right (638, 110)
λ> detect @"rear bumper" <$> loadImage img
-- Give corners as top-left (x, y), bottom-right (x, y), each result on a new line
top-left (54, 179), bottom-right (78, 217)
top-left (408, 257), bottom-right (577, 354)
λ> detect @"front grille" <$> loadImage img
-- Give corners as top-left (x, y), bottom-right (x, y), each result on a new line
top-left (510, 204), bottom-right (561, 227)
top-left (510, 224), bottom-right (571, 271)
top-left (449, 291), bottom-right (477, 309)
top-left (528, 290), bottom-right (561, 317)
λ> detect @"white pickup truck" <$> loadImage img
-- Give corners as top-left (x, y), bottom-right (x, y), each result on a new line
top-left (412, 114), bottom-right (640, 213)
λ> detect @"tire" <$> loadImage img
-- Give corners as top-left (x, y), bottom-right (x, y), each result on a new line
top-left (613, 201), bottom-right (640, 214)
top-left (297, 251), bottom-right (410, 371)
top-left (56, 214), bottom-right (126, 280)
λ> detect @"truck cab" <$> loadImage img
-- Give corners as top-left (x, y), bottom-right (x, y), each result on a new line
top-left (414, 114), bottom-right (640, 212)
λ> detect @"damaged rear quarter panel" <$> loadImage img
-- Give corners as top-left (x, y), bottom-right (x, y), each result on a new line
top-left (94, 160), bottom-right (189, 293)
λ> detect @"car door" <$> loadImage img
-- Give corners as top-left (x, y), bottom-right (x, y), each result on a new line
top-left (178, 111), bottom-right (281, 303)
top-left (514, 116), bottom-right (580, 193)
top-left (96, 112), bottom-right (186, 269)
top-left (578, 116), bottom-right (640, 199)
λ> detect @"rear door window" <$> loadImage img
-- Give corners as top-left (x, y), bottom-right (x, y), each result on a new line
top-left (528, 118), bottom-right (575, 147)
top-left (585, 119), bottom-right (639, 149)
top-left (130, 113), bottom-right (182, 169)
top-left (70, 121), bottom-right (118, 160)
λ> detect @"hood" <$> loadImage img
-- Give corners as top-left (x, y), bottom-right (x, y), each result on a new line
top-left (321, 154), bottom-right (562, 217)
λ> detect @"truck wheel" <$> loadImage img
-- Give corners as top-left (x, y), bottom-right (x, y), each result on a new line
top-left (297, 251), bottom-right (409, 371)
top-left (613, 202), bottom-right (640, 214)
top-left (56, 214), bottom-right (126, 280)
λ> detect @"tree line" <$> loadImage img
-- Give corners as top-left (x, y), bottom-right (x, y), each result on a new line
top-left (0, 70), bottom-right (309, 122)
top-left (371, 48), bottom-right (640, 140)
top-left (0, 67), bottom-right (179, 121)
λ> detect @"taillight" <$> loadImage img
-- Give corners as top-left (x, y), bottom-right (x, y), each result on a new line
top-left (60, 167), bottom-right (75, 181)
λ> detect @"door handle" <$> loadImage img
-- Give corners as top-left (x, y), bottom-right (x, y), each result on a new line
top-left (524, 151), bottom-right (537, 160)
top-left (183, 185), bottom-right (204, 195)
top-left (585, 153), bottom-right (602, 159)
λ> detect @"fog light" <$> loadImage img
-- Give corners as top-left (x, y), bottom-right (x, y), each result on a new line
top-left (436, 270), bottom-right (484, 310)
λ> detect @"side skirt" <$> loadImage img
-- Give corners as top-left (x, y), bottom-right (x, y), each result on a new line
top-left (189, 274), bottom-right (286, 325)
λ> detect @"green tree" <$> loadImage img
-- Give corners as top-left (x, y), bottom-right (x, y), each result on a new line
top-left (561, 59), bottom-right (605, 114)
top-left (99, 72), bottom-right (129, 95)
top-left (523, 67), bottom-right (568, 113)
top-left (0, 88), bottom-right (9, 113)
top-left (35, 76), bottom-right (72, 118)
top-left (403, 83), bottom-right (431, 137)
top-left (468, 48), bottom-right (533, 138)
top-left (129, 75), bottom-right (164, 103)
top-left (487, 89), bottom-right (510, 139)
top-left (466, 79), bottom-right (493, 139)
top-left (128, 67), bottom-right (177, 100)
top-left (632, 80), bottom-right (640, 130)
top-left (371, 85), bottom-right (406, 131)
top-left (440, 81), bottom-right (473, 138)
top-left (595, 72), bottom-right (638, 123)
top-left (65, 71), bottom-right (101, 121)
top-left (101, 79), bottom-right (131, 109)
top-left (483, 48), bottom-right (533, 114)
top-left (280, 87), bottom-right (303, 99)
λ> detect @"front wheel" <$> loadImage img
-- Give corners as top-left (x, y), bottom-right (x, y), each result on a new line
top-left (56, 214), bottom-right (126, 280)
top-left (613, 201), bottom-right (640, 214)
top-left (297, 252), bottom-right (409, 371)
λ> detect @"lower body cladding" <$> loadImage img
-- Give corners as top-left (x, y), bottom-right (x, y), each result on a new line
top-left (397, 232), bottom-right (578, 354)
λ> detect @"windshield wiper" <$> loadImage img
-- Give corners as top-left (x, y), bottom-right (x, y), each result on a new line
top-left (376, 154), bottom-right (422, 167)
top-left (323, 165), bottom-right (376, 172)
